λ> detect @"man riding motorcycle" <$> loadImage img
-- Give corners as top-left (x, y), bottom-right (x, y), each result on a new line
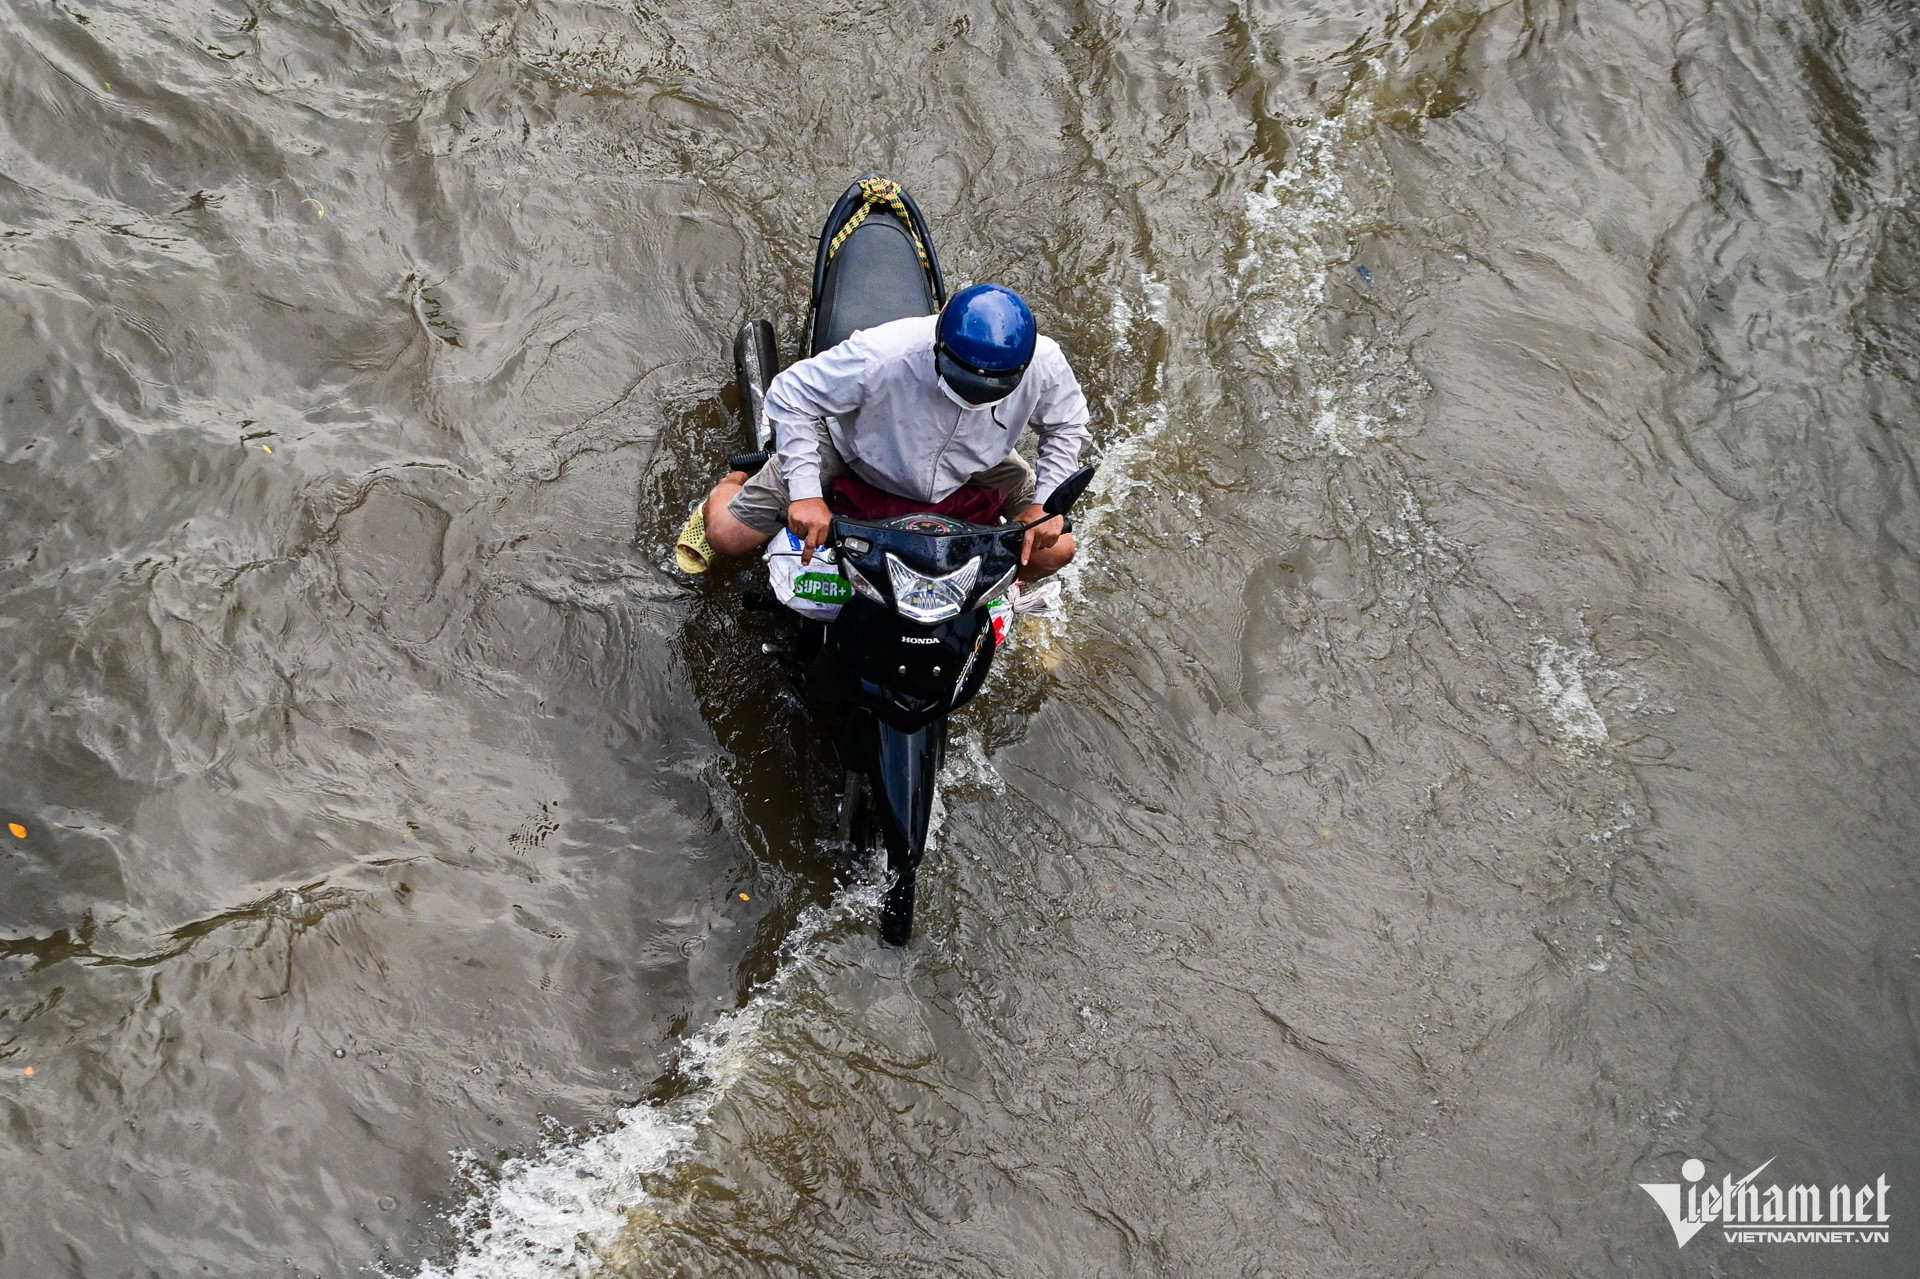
top-left (699, 283), bottom-right (1091, 578)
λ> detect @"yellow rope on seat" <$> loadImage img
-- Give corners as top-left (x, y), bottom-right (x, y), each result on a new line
top-left (825, 176), bottom-right (931, 272)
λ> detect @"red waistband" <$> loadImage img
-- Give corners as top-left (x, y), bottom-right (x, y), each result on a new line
top-left (827, 472), bottom-right (1007, 525)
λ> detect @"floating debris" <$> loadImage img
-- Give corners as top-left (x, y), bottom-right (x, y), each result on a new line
top-left (7, 823), bottom-right (23, 839)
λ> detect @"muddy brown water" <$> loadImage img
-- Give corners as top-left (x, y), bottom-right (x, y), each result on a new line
top-left (1, 0), bottom-right (1915, 1274)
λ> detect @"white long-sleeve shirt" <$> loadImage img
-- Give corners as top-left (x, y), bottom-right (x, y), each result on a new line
top-left (763, 314), bottom-right (1091, 507)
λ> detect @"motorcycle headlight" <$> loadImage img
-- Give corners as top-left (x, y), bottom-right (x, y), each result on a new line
top-left (842, 559), bottom-right (886, 605)
top-left (885, 553), bottom-right (980, 624)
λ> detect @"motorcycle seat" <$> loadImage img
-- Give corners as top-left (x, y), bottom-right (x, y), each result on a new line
top-left (811, 215), bottom-right (937, 355)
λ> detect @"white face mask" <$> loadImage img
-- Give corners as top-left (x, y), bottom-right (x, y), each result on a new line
top-left (938, 376), bottom-right (987, 411)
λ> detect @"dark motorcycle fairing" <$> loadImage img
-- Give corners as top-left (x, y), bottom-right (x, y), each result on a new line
top-left (818, 596), bottom-right (996, 733)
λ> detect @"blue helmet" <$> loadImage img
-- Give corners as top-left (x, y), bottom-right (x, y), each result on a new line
top-left (935, 284), bottom-right (1037, 405)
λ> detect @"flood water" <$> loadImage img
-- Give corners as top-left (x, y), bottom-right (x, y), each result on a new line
top-left (2, 0), bottom-right (1916, 1274)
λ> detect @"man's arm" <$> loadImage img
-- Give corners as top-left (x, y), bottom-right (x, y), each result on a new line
top-left (762, 333), bottom-right (878, 562)
top-left (1012, 343), bottom-right (1093, 566)
top-left (762, 334), bottom-right (874, 502)
top-left (1025, 341), bottom-right (1093, 506)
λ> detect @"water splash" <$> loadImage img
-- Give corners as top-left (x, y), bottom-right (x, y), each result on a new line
top-left (418, 1111), bottom-right (694, 1279)
top-left (1240, 114), bottom-right (1357, 363)
top-left (411, 879), bottom-right (886, 1279)
top-left (1532, 639), bottom-right (1611, 747)
top-left (1236, 108), bottom-right (1426, 456)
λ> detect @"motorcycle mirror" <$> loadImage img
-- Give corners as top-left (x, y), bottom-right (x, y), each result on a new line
top-left (1042, 465), bottom-right (1097, 518)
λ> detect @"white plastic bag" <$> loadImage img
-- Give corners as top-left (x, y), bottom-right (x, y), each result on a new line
top-left (985, 593), bottom-right (1014, 647)
top-left (764, 529), bottom-right (852, 620)
top-left (1011, 577), bottom-right (1063, 619)
top-left (984, 578), bottom-right (1062, 648)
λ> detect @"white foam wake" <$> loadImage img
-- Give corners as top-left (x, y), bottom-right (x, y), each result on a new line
top-left (1532, 638), bottom-right (1610, 747)
top-left (412, 880), bottom-right (885, 1279)
top-left (1236, 105), bottom-right (1427, 457)
top-left (418, 1109), bottom-right (694, 1279)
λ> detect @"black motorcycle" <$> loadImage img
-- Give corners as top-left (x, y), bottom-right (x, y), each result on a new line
top-left (724, 176), bottom-right (1094, 945)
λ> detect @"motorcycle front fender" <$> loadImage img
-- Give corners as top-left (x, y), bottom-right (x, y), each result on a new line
top-left (869, 715), bottom-right (944, 946)
top-left (872, 717), bottom-right (942, 873)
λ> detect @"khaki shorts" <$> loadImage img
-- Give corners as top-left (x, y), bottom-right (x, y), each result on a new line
top-left (728, 422), bottom-right (1036, 536)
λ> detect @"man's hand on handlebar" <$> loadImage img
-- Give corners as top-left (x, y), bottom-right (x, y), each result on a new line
top-left (788, 497), bottom-right (833, 564)
top-left (1014, 503), bottom-right (1063, 567)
